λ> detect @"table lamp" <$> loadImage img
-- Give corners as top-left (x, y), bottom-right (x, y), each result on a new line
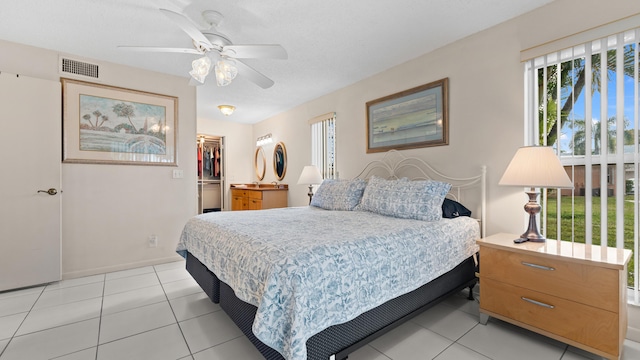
top-left (297, 165), bottom-right (323, 204)
top-left (499, 146), bottom-right (573, 243)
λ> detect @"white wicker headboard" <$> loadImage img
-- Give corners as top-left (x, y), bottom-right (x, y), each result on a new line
top-left (354, 150), bottom-right (486, 237)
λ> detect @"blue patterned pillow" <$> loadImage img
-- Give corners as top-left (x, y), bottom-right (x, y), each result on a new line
top-left (358, 176), bottom-right (451, 221)
top-left (310, 179), bottom-right (366, 211)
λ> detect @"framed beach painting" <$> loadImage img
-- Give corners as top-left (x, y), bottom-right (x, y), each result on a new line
top-left (61, 78), bottom-right (178, 166)
top-left (366, 78), bottom-right (448, 153)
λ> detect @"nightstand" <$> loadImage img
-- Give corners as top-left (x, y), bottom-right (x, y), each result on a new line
top-left (477, 233), bottom-right (631, 360)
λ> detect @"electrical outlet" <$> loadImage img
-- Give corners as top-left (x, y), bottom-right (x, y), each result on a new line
top-left (148, 234), bottom-right (158, 247)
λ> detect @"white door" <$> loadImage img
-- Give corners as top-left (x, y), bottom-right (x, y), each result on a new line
top-left (0, 73), bottom-right (61, 291)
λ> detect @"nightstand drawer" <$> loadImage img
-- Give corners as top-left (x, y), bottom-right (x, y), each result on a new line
top-left (480, 278), bottom-right (619, 356)
top-left (481, 246), bottom-right (618, 312)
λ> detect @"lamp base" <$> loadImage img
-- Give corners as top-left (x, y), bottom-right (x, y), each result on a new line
top-left (514, 190), bottom-right (546, 244)
top-left (307, 185), bottom-right (314, 205)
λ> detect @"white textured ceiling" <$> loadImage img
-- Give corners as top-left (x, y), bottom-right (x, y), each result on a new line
top-left (0, 0), bottom-right (554, 124)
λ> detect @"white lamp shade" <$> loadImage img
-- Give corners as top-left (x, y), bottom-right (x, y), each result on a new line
top-left (297, 165), bottom-right (323, 185)
top-left (499, 146), bottom-right (574, 189)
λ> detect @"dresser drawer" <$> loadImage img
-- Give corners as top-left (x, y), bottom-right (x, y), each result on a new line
top-left (247, 190), bottom-right (263, 200)
top-left (231, 189), bottom-right (248, 197)
top-left (481, 246), bottom-right (618, 312)
top-left (480, 278), bottom-right (619, 356)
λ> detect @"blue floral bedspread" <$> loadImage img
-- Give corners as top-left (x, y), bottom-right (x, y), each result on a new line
top-left (176, 207), bottom-right (479, 360)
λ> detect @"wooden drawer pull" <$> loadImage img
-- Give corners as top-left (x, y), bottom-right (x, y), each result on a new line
top-left (521, 296), bottom-right (555, 309)
top-left (521, 261), bottom-right (555, 271)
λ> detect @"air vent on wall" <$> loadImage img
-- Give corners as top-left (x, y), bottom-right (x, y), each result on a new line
top-left (59, 57), bottom-right (99, 79)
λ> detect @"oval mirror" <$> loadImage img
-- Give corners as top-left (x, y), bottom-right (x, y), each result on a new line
top-left (273, 142), bottom-right (287, 180)
top-left (254, 147), bottom-right (266, 181)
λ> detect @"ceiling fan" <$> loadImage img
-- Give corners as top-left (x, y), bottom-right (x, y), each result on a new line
top-left (118, 9), bottom-right (287, 89)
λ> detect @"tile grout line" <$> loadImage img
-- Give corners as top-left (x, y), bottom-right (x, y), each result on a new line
top-left (18, 275), bottom-right (106, 360)
top-left (101, 269), bottom-right (190, 299)
top-left (189, 334), bottom-right (246, 359)
top-left (431, 342), bottom-right (457, 360)
top-left (448, 322), bottom-right (495, 360)
top-left (152, 264), bottom-right (194, 357)
top-left (93, 323), bottom-right (177, 347)
top-left (48, 347), bottom-right (94, 360)
top-left (30, 289), bottom-right (105, 312)
top-left (103, 283), bottom-right (159, 298)
top-left (94, 274), bottom-right (106, 360)
top-left (42, 276), bottom-right (105, 293)
top-left (0, 285), bottom-right (47, 358)
top-left (100, 296), bottom-right (167, 318)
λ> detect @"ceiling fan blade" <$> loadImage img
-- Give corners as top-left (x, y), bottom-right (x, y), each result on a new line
top-left (221, 45), bottom-right (288, 59)
top-left (159, 8), bottom-right (213, 50)
top-left (234, 60), bottom-right (274, 89)
top-left (117, 46), bottom-right (202, 55)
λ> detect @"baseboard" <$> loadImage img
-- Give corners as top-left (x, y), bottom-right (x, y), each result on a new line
top-left (628, 326), bottom-right (640, 342)
top-left (62, 254), bottom-right (185, 280)
top-left (627, 303), bottom-right (640, 342)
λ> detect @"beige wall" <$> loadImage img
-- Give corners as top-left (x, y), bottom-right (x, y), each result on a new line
top-left (0, 39), bottom-right (197, 278)
top-left (250, 0), bottom-right (640, 341)
top-left (253, 0), bottom-right (640, 234)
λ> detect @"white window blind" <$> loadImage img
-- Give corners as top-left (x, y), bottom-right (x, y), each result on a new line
top-left (309, 112), bottom-right (336, 179)
top-left (524, 28), bottom-right (639, 304)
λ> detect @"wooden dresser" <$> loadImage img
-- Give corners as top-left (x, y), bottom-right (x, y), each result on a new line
top-left (477, 233), bottom-right (631, 360)
top-left (230, 184), bottom-right (288, 210)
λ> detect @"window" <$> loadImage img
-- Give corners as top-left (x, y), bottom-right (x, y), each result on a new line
top-left (310, 112), bottom-right (336, 179)
top-left (525, 28), bottom-right (639, 304)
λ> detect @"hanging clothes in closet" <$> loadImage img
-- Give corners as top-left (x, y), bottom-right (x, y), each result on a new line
top-left (197, 135), bottom-right (223, 214)
top-left (197, 143), bottom-right (202, 177)
top-left (203, 145), bottom-right (212, 175)
top-left (214, 144), bottom-right (220, 177)
top-left (198, 140), bottom-right (222, 180)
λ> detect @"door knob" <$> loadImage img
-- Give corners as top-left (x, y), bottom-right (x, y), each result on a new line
top-left (37, 188), bottom-right (58, 195)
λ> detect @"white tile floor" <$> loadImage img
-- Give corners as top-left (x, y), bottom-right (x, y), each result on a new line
top-left (0, 260), bottom-right (639, 360)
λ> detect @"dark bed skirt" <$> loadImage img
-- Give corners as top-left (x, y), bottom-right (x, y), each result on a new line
top-left (185, 252), bottom-right (477, 360)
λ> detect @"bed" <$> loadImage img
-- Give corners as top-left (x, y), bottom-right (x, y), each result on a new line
top-left (177, 151), bottom-right (486, 360)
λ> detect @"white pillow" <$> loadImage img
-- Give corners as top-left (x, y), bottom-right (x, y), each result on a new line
top-left (310, 179), bottom-right (366, 211)
top-left (358, 176), bottom-right (451, 221)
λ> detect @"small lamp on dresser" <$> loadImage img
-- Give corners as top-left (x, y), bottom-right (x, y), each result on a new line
top-left (499, 146), bottom-right (573, 243)
top-left (297, 165), bottom-right (323, 204)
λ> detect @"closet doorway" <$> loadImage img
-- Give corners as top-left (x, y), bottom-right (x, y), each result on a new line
top-left (198, 134), bottom-right (225, 213)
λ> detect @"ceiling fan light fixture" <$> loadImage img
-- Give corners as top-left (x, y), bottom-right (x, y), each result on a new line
top-left (189, 56), bottom-right (211, 83)
top-left (121, 9), bottom-right (285, 89)
top-left (214, 59), bottom-right (238, 86)
top-left (218, 105), bottom-right (235, 116)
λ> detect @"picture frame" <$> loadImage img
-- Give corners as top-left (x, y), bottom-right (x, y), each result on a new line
top-left (366, 78), bottom-right (448, 153)
top-left (61, 78), bottom-right (178, 166)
